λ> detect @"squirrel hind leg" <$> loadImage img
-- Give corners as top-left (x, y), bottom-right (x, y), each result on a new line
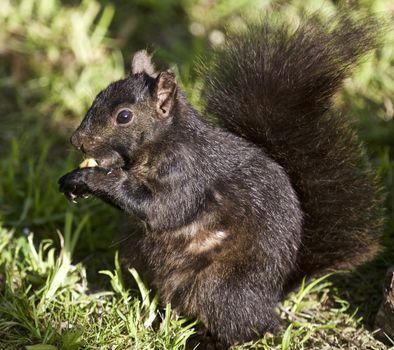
top-left (186, 326), bottom-right (228, 350)
top-left (194, 270), bottom-right (283, 346)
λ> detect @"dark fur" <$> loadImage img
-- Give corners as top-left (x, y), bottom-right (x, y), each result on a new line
top-left (202, 13), bottom-right (384, 288)
top-left (58, 12), bottom-right (384, 348)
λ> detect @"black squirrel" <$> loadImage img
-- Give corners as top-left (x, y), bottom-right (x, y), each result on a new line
top-left (58, 11), bottom-right (384, 348)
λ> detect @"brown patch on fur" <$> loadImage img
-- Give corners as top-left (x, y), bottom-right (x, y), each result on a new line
top-left (187, 230), bottom-right (229, 254)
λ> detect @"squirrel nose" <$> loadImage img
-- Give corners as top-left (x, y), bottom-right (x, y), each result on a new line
top-left (70, 131), bottom-right (84, 150)
top-left (70, 131), bottom-right (97, 153)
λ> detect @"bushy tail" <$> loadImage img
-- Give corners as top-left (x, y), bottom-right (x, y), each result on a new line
top-left (202, 11), bottom-right (384, 280)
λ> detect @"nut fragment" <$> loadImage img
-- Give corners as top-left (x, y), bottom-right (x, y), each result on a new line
top-left (79, 158), bottom-right (98, 168)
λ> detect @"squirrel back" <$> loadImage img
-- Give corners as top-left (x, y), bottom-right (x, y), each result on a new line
top-left (202, 12), bottom-right (384, 282)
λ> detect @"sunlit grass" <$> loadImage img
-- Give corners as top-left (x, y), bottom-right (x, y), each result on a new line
top-left (0, 225), bottom-right (195, 349)
top-left (1, 225), bottom-right (391, 349)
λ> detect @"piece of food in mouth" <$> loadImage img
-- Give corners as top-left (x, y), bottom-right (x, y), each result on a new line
top-left (79, 158), bottom-right (98, 169)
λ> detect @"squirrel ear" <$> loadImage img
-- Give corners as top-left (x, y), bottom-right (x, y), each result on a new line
top-left (131, 50), bottom-right (156, 76)
top-left (153, 71), bottom-right (177, 118)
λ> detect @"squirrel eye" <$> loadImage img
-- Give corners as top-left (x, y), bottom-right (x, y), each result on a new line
top-left (116, 109), bottom-right (133, 125)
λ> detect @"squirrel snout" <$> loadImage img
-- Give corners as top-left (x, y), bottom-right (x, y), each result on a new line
top-left (70, 131), bottom-right (85, 150)
top-left (70, 131), bottom-right (98, 153)
top-left (70, 132), bottom-right (82, 150)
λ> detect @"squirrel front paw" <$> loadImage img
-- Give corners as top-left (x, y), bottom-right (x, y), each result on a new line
top-left (58, 168), bottom-right (94, 203)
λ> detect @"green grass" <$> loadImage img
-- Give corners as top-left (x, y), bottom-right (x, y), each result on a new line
top-left (1, 227), bottom-right (392, 349)
top-left (0, 0), bottom-right (393, 349)
top-left (0, 225), bottom-right (195, 349)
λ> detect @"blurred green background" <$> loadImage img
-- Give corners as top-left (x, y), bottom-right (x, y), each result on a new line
top-left (0, 0), bottom-right (393, 349)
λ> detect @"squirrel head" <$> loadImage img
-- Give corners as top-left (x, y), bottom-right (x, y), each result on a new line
top-left (70, 50), bottom-right (178, 169)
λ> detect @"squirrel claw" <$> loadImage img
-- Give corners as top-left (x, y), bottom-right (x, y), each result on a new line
top-left (64, 192), bottom-right (78, 203)
top-left (58, 169), bottom-right (91, 202)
